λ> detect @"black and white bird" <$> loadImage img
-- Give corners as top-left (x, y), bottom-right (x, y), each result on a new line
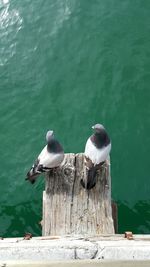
top-left (81, 124), bottom-right (111, 190)
top-left (26, 130), bottom-right (64, 184)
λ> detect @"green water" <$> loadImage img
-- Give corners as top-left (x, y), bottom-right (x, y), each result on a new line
top-left (0, 0), bottom-right (150, 237)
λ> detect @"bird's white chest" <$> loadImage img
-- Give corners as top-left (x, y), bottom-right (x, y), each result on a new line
top-left (38, 146), bottom-right (64, 168)
top-left (85, 138), bottom-right (111, 165)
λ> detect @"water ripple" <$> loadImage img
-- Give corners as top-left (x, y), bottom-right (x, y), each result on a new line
top-left (0, 1), bottom-right (23, 65)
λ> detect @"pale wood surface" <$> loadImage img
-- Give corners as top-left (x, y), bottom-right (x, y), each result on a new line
top-left (42, 153), bottom-right (114, 236)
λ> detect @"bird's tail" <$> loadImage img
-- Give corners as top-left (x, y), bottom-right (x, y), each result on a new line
top-left (25, 167), bottom-right (39, 184)
top-left (80, 166), bottom-right (97, 190)
top-left (25, 159), bottom-right (43, 184)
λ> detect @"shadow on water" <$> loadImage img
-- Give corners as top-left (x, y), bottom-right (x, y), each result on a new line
top-left (0, 201), bottom-right (42, 238)
top-left (117, 200), bottom-right (150, 234)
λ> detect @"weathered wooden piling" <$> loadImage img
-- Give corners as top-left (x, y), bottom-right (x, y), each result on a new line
top-left (42, 153), bottom-right (114, 236)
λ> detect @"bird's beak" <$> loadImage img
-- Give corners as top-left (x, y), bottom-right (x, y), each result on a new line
top-left (92, 125), bottom-right (95, 130)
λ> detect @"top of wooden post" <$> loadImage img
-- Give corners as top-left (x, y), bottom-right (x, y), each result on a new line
top-left (42, 153), bottom-right (114, 236)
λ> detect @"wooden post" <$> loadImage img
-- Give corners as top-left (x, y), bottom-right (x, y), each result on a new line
top-left (42, 153), bottom-right (114, 236)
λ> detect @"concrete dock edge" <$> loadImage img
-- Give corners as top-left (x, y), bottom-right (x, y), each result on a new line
top-left (0, 235), bottom-right (150, 262)
top-left (0, 259), bottom-right (150, 267)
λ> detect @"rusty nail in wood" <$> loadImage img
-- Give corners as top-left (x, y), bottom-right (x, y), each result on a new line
top-left (124, 231), bottom-right (133, 240)
top-left (24, 233), bottom-right (32, 240)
